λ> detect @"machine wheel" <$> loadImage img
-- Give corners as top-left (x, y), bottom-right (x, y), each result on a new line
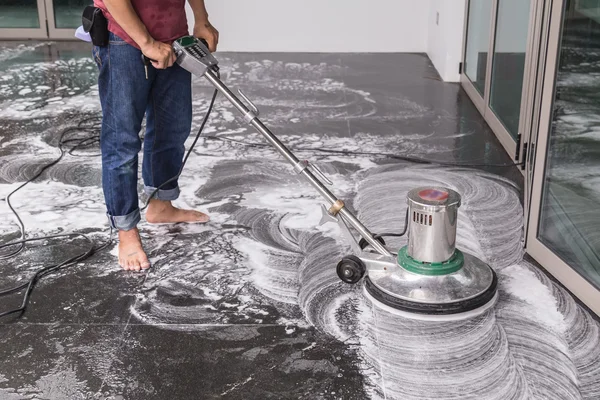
top-left (358, 236), bottom-right (386, 250)
top-left (336, 255), bottom-right (366, 284)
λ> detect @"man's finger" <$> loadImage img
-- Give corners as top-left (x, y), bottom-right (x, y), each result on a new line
top-left (153, 60), bottom-right (167, 69)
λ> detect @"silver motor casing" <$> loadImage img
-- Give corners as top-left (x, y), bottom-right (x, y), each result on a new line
top-left (361, 186), bottom-right (498, 320)
top-left (173, 36), bottom-right (219, 78)
top-left (406, 187), bottom-right (461, 263)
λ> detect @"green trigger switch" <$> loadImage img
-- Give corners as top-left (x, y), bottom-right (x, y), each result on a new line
top-left (177, 36), bottom-right (197, 48)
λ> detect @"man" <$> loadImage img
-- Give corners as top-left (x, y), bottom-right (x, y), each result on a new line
top-left (93, 0), bottom-right (218, 271)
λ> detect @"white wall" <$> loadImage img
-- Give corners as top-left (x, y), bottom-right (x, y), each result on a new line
top-left (186, 0), bottom-right (430, 53)
top-left (426, 0), bottom-right (466, 82)
top-left (186, 0), bottom-right (470, 82)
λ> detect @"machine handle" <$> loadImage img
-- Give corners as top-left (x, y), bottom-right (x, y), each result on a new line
top-left (143, 38), bottom-right (210, 65)
top-left (201, 68), bottom-right (393, 258)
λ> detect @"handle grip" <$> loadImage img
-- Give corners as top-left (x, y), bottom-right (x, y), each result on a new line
top-left (198, 38), bottom-right (210, 48)
top-left (142, 37), bottom-right (211, 65)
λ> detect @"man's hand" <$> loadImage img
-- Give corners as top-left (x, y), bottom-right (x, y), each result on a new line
top-left (194, 19), bottom-right (219, 52)
top-left (141, 39), bottom-right (176, 69)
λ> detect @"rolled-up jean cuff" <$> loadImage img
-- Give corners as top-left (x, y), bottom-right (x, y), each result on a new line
top-left (107, 209), bottom-right (141, 231)
top-left (144, 185), bottom-right (180, 201)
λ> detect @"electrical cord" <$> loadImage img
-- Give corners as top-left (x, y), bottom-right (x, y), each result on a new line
top-left (0, 76), bottom-right (219, 319)
top-left (142, 87), bottom-right (219, 210)
top-left (206, 136), bottom-right (525, 169)
top-left (0, 117), bottom-right (103, 260)
top-left (373, 209), bottom-right (409, 240)
top-left (207, 127), bottom-right (523, 242)
top-left (0, 117), bottom-right (113, 319)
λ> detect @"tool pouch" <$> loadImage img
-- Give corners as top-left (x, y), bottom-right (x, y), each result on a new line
top-left (82, 6), bottom-right (108, 46)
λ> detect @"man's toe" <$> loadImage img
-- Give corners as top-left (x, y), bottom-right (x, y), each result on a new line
top-left (194, 211), bottom-right (209, 222)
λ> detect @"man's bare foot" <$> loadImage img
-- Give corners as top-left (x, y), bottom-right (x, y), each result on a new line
top-left (118, 228), bottom-right (150, 271)
top-left (145, 199), bottom-right (210, 224)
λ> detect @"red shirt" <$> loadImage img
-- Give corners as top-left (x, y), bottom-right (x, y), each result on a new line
top-left (94, 0), bottom-right (188, 49)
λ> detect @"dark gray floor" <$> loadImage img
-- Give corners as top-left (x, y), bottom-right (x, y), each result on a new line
top-left (1, 41), bottom-right (598, 400)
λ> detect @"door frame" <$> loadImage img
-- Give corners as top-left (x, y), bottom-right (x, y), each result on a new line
top-left (44, 0), bottom-right (81, 39)
top-left (0, 0), bottom-right (48, 39)
top-left (460, 0), bottom-right (539, 165)
top-left (523, 0), bottom-right (553, 238)
top-left (525, 0), bottom-right (600, 316)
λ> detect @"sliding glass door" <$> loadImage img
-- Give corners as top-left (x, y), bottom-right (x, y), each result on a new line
top-left (461, 0), bottom-right (536, 160)
top-left (0, 0), bottom-right (91, 39)
top-left (46, 0), bottom-right (92, 38)
top-left (0, 0), bottom-right (47, 39)
top-left (527, 0), bottom-right (600, 315)
top-left (489, 0), bottom-right (532, 140)
top-left (464, 0), bottom-right (494, 97)
top-left (464, 0), bottom-right (600, 314)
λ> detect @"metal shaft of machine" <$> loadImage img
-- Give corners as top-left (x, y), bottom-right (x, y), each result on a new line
top-left (203, 69), bottom-right (391, 257)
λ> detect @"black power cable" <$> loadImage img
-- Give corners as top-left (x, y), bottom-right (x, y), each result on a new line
top-left (0, 85), bottom-right (219, 320)
top-left (373, 209), bottom-right (409, 240)
top-left (143, 86), bottom-right (219, 210)
top-left (206, 130), bottom-right (523, 242)
top-left (0, 117), bottom-right (112, 319)
top-left (206, 136), bottom-right (525, 169)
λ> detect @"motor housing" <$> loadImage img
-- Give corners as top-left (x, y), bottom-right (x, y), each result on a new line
top-left (406, 187), bottom-right (461, 263)
top-left (360, 186), bottom-right (498, 320)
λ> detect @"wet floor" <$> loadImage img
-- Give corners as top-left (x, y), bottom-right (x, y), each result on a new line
top-left (0, 41), bottom-right (598, 399)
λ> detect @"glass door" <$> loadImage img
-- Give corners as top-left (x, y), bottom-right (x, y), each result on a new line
top-left (463, 0), bottom-right (495, 100)
top-left (0, 0), bottom-right (48, 39)
top-left (461, 0), bottom-right (495, 114)
top-left (461, 0), bottom-right (536, 161)
top-left (45, 0), bottom-right (92, 39)
top-left (0, 0), bottom-right (91, 39)
top-left (488, 0), bottom-right (532, 141)
top-left (527, 0), bottom-right (600, 315)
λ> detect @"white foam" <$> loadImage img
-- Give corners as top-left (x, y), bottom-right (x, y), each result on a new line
top-left (0, 181), bottom-right (106, 235)
top-left (501, 264), bottom-right (567, 334)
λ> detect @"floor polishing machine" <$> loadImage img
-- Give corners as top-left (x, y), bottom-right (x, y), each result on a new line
top-left (173, 36), bottom-right (498, 321)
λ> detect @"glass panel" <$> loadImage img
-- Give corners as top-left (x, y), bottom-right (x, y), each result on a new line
top-left (489, 0), bottom-right (531, 139)
top-left (464, 0), bottom-right (494, 95)
top-left (538, 0), bottom-right (600, 289)
top-left (0, 0), bottom-right (40, 28)
top-left (53, 0), bottom-right (92, 29)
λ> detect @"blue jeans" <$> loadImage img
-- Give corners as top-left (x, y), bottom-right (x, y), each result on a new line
top-left (93, 32), bottom-right (192, 230)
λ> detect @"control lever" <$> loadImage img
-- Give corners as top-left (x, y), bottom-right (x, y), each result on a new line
top-left (237, 89), bottom-right (260, 117)
top-left (293, 160), bottom-right (333, 185)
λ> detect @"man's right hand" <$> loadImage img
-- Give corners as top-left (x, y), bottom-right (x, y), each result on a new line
top-left (141, 39), bottom-right (176, 69)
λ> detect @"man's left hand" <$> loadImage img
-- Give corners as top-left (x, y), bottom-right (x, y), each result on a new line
top-left (194, 20), bottom-right (219, 52)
